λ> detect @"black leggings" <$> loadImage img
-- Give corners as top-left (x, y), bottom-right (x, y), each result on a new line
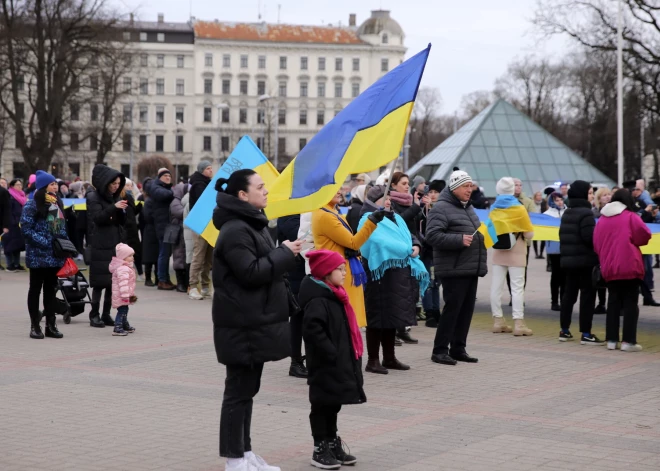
top-left (365, 328), bottom-right (396, 362)
top-left (144, 263), bottom-right (156, 281)
top-left (533, 241), bottom-right (545, 257)
top-left (548, 254), bottom-right (565, 305)
top-left (310, 403), bottom-right (341, 443)
top-left (28, 267), bottom-right (59, 325)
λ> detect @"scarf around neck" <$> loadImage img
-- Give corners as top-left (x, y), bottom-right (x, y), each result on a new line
top-left (311, 277), bottom-right (363, 360)
top-left (390, 190), bottom-right (413, 207)
top-left (357, 212), bottom-right (429, 294)
top-left (8, 187), bottom-right (26, 206)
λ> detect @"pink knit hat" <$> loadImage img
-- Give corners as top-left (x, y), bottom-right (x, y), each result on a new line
top-left (308, 249), bottom-right (345, 279)
top-left (115, 243), bottom-right (134, 261)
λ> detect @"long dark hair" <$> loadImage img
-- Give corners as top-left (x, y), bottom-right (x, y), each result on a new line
top-left (215, 169), bottom-right (257, 197)
top-left (610, 188), bottom-right (637, 212)
top-left (34, 188), bottom-right (63, 219)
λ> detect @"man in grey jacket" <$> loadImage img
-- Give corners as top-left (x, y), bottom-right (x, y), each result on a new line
top-left (426, 170), bottom-right (487, 366)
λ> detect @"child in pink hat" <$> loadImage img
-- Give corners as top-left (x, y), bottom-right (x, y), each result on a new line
top-left (109, 243), bottom-right (137, 336)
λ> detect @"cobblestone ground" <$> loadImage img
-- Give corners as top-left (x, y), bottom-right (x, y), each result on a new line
top-left (2, 256), bottom-right (660, 470)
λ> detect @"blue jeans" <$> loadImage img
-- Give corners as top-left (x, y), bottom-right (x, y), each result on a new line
top-left (5, 251), bottom-right (20, 268)
top-left (115, 305), bottom-right (129, 329)
top-left (422, 258), bottom-right (440, 312)
top-left (157, 239), bottom-right (171, 282)
top-left (644, 255), bottom-right (654, 291)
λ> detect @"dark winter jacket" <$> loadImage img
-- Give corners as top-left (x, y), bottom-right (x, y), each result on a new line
top-left (0, 185), bottom-right (11, 231)
top-left (390, 199), bottom-right (422, 237)
top-left (299, 276), bottom-right (366, 406)
top-left (20, 198), bottom-right (68, 269)
top-left (188, 171), bottom-right (211, 210)
top-left (2, 196), bottom-right (25, 253)
top-left (122, 192), bottom-right (142, 261)
top-left (425, 187), bottom-right (487, 278)
top-left (86, 165), bottom-right (127, 288)
top-left (169, 183), bottom-right (187, 270)
top-left (346, 198), bottom-right (364, 234)
top-left (559, 198), bottom-right (598, 269)
top-left (140, 198), bottom-right (159, 265)
top-left (276, 214), bottom-right (306, 296)
top-left (211, 192), bottom-right (298, 366)
top-left (470, 188), bottom-right (489, 209)
top-left (148, 178), bottom-right (174, 240)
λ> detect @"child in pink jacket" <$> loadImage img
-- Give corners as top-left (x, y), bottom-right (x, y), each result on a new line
top-left (109, 243), bottom-right (138, 336)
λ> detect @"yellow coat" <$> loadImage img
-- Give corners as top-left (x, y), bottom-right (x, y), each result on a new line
top-left (311, 204), bottom-right (377, 327)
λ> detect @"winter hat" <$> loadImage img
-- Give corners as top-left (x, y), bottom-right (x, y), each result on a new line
top-left (412, 175), bottom-right (425, 190)
top-left (366, 184), bottom-right (386, 203)
top-left (356, 173), bottom-right (372, 186)
top-left (350, 184), bottom-right (367, 202)
top-left (567, 180), bottom-right (591, 200)
top-left (28, 174), bottom-right (36, 185)
top-left (496, 177), bottom-right (515, 195)
top-left (428, 180), bottom-right (445, 193)
top-left (197, 160), bottom-right (212, 173)
top-left (35, 170), bottom-right (56, 190)
top-left (157, 168), bottom-right (171, 179)
top-left (308, 249), bottom-right (346, 279)
top-left (448, 170), bottom-right (472, 191)
top-left (115, 243), bottom-right (135, 261)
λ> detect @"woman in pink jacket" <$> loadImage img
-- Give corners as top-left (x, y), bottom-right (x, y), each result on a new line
top-left (593, 189), bottom-right (651, 352)
top-left (109, 243), bottom-right (138, 336)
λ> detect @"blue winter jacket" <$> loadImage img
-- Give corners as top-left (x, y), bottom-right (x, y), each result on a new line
top-left (20, 199), bottom-right (68, 269)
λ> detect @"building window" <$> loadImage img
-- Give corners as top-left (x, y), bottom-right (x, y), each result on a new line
top-left (318, 57), bottom-right (325, 71)
top-left (301, 56), bottom-right (308, 70)
top-left (278, 137), bottom-right (286, 155)
top-left (156, 78), bottom-right (164, 95)
top-left (123, 133), bottom-right (132, 152)
top-left (16, 102), bottom-right (23, 121)
top-left (239, 108), bottom-right (247, 124)
top-left (175, 107), bottom-right (184, 124)
top-left (334, 107), bottom-right (342, 117)
top-left (140, 78), bottom-right (148, 95)
top-left (257, 80), bottom-right (266, 96)
top-left (317, 110), bottom-right (324, 125)
top-left (123, 104), bottom-right (132, 122)
top-left (352, 58), bottom-right (360, 71)
top-left (70, 133), bottom-right (79, 151)
top-left (223, 54), bottom-right (230, 67)
top-left (258, 55), bottom-right (266, 69)
top-left (299, 110), bottom-right (307, 125)
top-left (205, 53), bottom-right (213, 67)
top-left (123, 31), bottom-right (132, 41)
top-left (300, 82), bottom-right (308, 97)
top-left (123, 77), bottom-right (132, 94)
top-left (335, 58), bottom-right (343, 71)
top-left (279, 81), bottom-right (287, 97)
top-left (90, 104), bottom-right (98, 121)
top-left (240, 54), bottom-right (248, 68)
top-left (257, 108), bottom-right (265, 124)
top-left (222, 108), bottom-right (229, 123)
top-left (70, 104), bottom-right (79, 121)
top-left (139, 32), bottom-right (147, 41)
top-left (222, 79), bottom-right (230, 95)
top-left (221, 136), bottom-right (229, 151)
top-left (90, 134), bottom-right (98, 151)
top-left (203, 136), bottom-right (212, 151)
top-left (17, 75), bottom-right (24, 91)
top-left (382, 33), bottom-right (388, 44)
top-left (155, 135), bottom-right (164, 152)
top-left (256, 137), bottom-right (264, 150)
top-left (90, 75), bottom-right (99, 91)
top-left (176, 135), bottom-right (184, 152)
top-left (381, 58), bottom-right (389, 72)
top-left (157, 54), bottom-right (164, 67)
top-left (318, 82), bottom-right (325, 97)
top-left (334, 83), bottom-right (342, 98)
top-left (204, 78), bottom-right (213, 95)
top-left (156, 106), bottom-right (164, 123)
top-left (299, 138), bottom-right (307, 151)
top-left (278, 108), bottom-right (286, 125)
top-left (279, 56), bottom-right (287, 70)
top-left (203, 107), bottom-right (212, 123)
top-left (157, 33), bottom-right (164, 42)
top-left (140, 54), bottom-right (148, 67)
top-left (240, 80), bottom-right (248, 95)
top-left (139, 134), bottom-right (147, 152)
top-left (139, 106), bottom-right (148, 123)
top-left (352, 83), bottom-right (360, 98)
top-left (177, 55), bottom-right (184, 68)
top-left (176, 79), bottom-right (184, 95)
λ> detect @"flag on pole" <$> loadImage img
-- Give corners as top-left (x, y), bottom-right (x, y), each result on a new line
top-left (264, 45), bottom-right (431, 220)
top-left (184, 136), bottom-right (279, 246)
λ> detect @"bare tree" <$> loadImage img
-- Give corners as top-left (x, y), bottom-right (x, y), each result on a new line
top-left (137, 154), bottom-right (173, 183)
top-left (409, 87), bottom-right (442, 163)
top-left (459, 90), bottom-right (494, 120)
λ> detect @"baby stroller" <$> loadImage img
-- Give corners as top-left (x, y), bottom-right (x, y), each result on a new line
top-left (54, 268), bottom-right (93, 324)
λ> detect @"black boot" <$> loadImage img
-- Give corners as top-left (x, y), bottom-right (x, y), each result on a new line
top-left (30, 312), bottom-right (44, 339)
top-left (425, 309), bottom-right (439, 328)
top-left (101, 312), bottom-right (115, 326)
top-left (45, 315), bottom-right (63, 339)
top-left (311, 441), bottom-right (341, 470)
top-left (289, 356), bottom-right (308, 378)
top-left (329, 437), bottom-right (357, 465)
top-left (175, 269), bottom-right (187, 293)
top-left (89, 307), bottom-right (105, 328)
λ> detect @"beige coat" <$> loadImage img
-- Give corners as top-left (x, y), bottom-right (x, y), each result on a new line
top-left (492, 231), bottom-right (534, 267)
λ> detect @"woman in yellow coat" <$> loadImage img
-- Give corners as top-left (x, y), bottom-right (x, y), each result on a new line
top-left (311, 191), bottom-right (386, 327)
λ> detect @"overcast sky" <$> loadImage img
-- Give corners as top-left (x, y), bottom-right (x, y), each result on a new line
top-left (126, 0), bottom-right (567, 114)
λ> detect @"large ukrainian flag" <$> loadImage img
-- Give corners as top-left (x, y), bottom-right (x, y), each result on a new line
top-left (264, 45), bottom-right (431, 220)
top-left (478, 195), bottom-right (534, 249)
top-left (184, 136), bottom-right (279, 246)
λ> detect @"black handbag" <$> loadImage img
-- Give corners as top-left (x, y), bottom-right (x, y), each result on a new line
top-left (592, 264), bottom-right (607, 289)
top-left (53, 238), bottom-right (78, 258)
top-left (284, 277), bottom-right (301, 316)
top-left (163, 224), bottom-right (180, 245)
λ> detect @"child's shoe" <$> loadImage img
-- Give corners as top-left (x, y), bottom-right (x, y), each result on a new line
top-left (123, 321), bottom-right (135, 333)
top-left (112, 327), bottom-right (128, 336)
top-left (329, 436), bottom-right (357, 465)
top-left (311, 441), bottom-right (340, 470)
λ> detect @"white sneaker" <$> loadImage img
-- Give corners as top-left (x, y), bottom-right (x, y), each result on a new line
top-left (188, 288), bottom-right (204, 300)
top-left (137, 274), bottom-right (145, 282)
top-left (245, 451), bottom-right (280, 471)
top-left (201, 287), bottom-right (211, 298)
top-left (621, 342), bottom-right (643, 352)
top-left (607, 341), bottom-right (618, 350)
top-left (225, 457), bottom-right (255, 471)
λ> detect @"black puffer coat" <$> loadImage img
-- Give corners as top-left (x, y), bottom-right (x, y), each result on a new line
top-left (148, 178), bottom-right (174, 240)
top-left (391, 199), bottom-right (422, 237)
top-left (276, 214), bottom-right (306, 296)
top-left (559, 198), bottom-right (598, 269)
top-left (188, 171), bottom-right (210, 210)
top-left (123, 192), bottom-right (142, 261)
top-left (140, 198), bottom-right (159, 265)
top-left (86, 165), bottom-right (127, 288)
top-left (169, 183), bottom-right (187, 270)
top-left (426, 187), bottom-right (487, 278)
top-left (212, 192), bottom-right (297, 366)
top-left (300, 276), bottom-right (366, 406)
top-left (2, 196), bottom-right (25, 253)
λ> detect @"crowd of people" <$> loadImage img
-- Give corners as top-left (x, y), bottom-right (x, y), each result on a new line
top-left (1, 163), bottom-right (658, 471)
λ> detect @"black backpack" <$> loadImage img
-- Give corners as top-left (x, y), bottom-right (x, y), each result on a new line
top-left (493, 232), bottom-right (521, 251)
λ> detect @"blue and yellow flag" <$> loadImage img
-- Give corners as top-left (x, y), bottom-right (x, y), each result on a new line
top-left (184, 136), bottom-right (279, 246)
top-left (264, 45), bottom-right (431, 220)
top-left (478, 195), bottom-right (534, 249)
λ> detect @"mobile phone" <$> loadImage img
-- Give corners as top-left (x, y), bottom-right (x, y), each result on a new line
top-left (652, 205), bottom-right (658, 210)
top-left (297, 229), bottom-right (311, 241)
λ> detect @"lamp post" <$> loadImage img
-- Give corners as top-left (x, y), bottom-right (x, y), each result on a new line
top-left (175, 119), bottom-right (182, 181)
top-left (258, 94), bottom-right (270, 159)
top-left (129, 102), bottom-right (134, 180)
top-left (216, 103), bottom-right (229, 164)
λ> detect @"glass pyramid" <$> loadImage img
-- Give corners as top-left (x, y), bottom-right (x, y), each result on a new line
top-left (407, 99), bottom-right (615, 197)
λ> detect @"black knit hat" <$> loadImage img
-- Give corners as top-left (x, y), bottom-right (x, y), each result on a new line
top-left (429, 180), bottom-right (446, 193)
top-left (567, 180), bottom-right (591, 200)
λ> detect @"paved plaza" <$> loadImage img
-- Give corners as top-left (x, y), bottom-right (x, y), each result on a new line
top-left (2, 256), bottom-right (660, 471)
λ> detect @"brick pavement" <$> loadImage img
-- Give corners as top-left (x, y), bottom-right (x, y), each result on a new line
top-left (1, 256), bottom-right (660, 470)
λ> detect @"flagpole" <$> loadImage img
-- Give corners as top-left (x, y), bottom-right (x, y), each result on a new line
top-left (617, 0), bottom-right (624, 186)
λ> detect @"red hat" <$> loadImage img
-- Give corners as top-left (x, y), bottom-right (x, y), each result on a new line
top-left (307, 249), bottom-right (345, 279)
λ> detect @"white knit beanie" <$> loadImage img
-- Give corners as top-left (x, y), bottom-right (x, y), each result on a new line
top-left (448, 170), bottom-right (472, 191)
top-left (496, 177), bottom-right (515, 195)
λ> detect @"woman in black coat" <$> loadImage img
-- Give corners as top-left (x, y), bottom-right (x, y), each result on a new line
top-left (139, 179), bottom-right (159, 287)
top-left (212, 169), bottom-right (301, 469)
top-left (86, 164), bottom-right (126, 328)
top-left (3, 179), bottom-right (26, 271)
top-left (120, 186), bottom-right (142, 277)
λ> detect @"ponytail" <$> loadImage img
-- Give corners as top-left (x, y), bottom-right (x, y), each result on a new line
top-left (215, 169), bottom-right (257, 197)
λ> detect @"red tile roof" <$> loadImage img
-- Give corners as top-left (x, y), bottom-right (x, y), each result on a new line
top-left (194, 21), bottom-right (364, 45)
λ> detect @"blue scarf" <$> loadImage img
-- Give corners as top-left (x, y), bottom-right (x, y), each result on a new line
top-left (357, 212), bottom-right (429, 294)
top-left (491, 194), bottom-right (521, 209)
top-left (320, 207), bottom-right (368, 287)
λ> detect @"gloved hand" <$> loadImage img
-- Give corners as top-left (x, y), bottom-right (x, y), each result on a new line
top-left (129, 295), bottom-right (138, 304)
top-left (368, 210), bottom-right (388, 224)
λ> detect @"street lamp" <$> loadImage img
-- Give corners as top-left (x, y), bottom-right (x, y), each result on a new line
top-left (258, 94), bottom-right (280, 169)
top-left (258, 94), bottom-right (270, 157)
top-left (175, 119), bottom-right (182, 181)
top-left (216, 103), bottom-right (229, 163)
